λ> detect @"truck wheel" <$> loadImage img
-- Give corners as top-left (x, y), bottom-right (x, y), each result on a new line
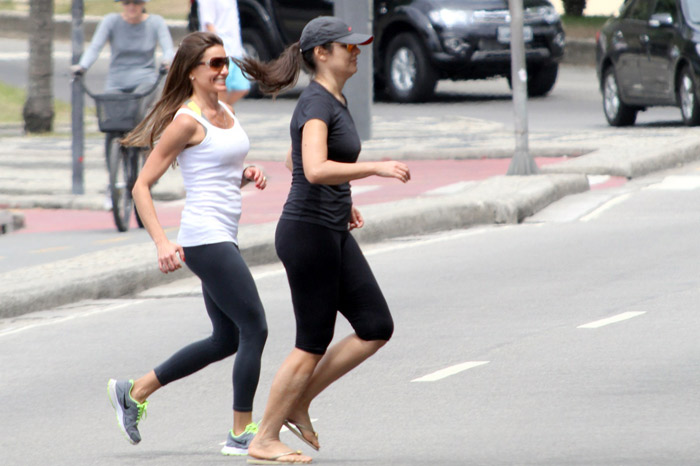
top-left (384, 33), bottom-right (437, 103)
top-left (602, 66), bottom-right (637, 126)
top-left (527, 62), bottom-right (558, 97)
top-left (241, 28), bottom-right (271, 99)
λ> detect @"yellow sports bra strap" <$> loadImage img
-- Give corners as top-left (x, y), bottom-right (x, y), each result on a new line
top-left (185, 100), bottom-right (202, 116)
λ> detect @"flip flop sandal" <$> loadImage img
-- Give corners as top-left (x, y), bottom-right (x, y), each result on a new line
top-left (283, 420), bottom-right (320, 451)
top-left (247, 450), bottom-right (308, 464)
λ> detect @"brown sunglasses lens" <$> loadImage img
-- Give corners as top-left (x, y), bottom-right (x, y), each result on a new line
top-left (209, 57), bottom-right (229, 69)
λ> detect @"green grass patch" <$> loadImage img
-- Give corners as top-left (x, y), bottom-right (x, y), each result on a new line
top-left (561, 15), bottom-right (612, 40)
top-left (0, 0), bottom-right (189, 20)
top-left (0, 80), bottom-right (74, 127)
top-left (55, 0), bottom-right (188, 21)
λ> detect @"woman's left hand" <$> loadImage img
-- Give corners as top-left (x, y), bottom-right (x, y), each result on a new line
top-left (349, 205), bottom-right (364, 230)
top-left (244, 165), bottom-right (267, 190)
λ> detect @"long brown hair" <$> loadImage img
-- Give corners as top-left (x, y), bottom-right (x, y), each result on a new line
top-left (234, 42), bottom-right (332, 97)
top-left (122, 32), bottom-right (224, 148)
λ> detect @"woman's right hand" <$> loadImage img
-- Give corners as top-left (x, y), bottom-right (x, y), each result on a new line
top-left (156, 240), bottom-right (186, 274)
top-left (375, 161), bottom-right (411, 183)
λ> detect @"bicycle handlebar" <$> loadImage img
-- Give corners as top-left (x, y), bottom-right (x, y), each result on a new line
top-left (72, 66), bottom-right (168, 102)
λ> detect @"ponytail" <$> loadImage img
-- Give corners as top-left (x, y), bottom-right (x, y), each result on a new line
top-left (235, 41), bottom-right (332, 96)
top-left (234, 42), bottom-right (303, 96)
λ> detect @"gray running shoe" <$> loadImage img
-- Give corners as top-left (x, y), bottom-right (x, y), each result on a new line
top-left (220, 422), bottom-right (258, 456)
top-left (107, 379), bottom-right (148, 445)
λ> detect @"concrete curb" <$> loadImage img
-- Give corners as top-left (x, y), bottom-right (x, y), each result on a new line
top-left (0, 174), bottom-right (588, 318)
top-left (540, 137), bottom-right (700, 178)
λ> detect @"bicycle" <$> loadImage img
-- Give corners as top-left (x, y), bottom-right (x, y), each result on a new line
top-left (73, 68), bottom-right (167, 232)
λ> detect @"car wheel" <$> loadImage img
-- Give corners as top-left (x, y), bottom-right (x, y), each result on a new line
top-left (241, 28), bottom-right (271, 99)
top-left (602, 66), bottom-right (637, 126)
top-left (527, 62), bottom-right (558, 97)
top-left (384, 33), bottom-right (437, 103)
top-left (678, 65), bottom-right (700, 126)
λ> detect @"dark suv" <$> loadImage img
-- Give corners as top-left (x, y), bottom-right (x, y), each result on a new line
top-left (238, 0), bottom-right (565, 102)
top-left (596, 0), bottom-right (700, 126)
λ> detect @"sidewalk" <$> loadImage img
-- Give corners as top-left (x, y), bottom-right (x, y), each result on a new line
top-left (2, 107), bottom-right (700, 318)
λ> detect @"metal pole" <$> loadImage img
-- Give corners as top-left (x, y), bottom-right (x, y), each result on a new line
top-left (506, 0), bottom-right (538, 176)
top-left (334, 0), bottom-right (373, 141)
top-left (71, 0), bottom-right (85, 194)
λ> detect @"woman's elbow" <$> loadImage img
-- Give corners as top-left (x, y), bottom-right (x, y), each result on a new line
top-left (304, 167), bottom-right (325, 184)
top-left (132, 179), bottom-right (149, 198)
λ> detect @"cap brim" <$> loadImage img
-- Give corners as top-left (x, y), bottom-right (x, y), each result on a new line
top-left (336, 33), bottom-right (374, 46)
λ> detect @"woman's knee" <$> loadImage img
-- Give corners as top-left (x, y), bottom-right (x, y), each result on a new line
top-left (356, 315), bottom-right (394, 343)
top-left (210, 336), bottom-right (238, 360)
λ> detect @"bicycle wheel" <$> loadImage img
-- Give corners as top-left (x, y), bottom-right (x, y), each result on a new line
top-left (134, 149), bottom-right (147, 229)
top-left (109, 139), bottom-right (134, 232)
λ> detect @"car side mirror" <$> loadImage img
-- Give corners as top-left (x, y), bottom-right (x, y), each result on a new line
top-left (648, 13), bottom-right (674, 28)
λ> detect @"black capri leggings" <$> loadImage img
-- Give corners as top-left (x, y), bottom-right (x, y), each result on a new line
top-left (153, 242), bottom-right (268, 412)
top-left (275, 219), bottom-right (394, 355)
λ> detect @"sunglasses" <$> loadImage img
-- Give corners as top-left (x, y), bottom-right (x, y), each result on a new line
top-left (198, 56), bottom-right (231, 71)
top-left (336, 43), bottom-right (358, 53)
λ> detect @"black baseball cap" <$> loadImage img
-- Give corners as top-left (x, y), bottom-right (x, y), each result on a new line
top-left (300, 16), bottom-right (373, 53)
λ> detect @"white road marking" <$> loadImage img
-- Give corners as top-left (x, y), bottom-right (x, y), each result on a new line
top-left (94, 237), bottom-right (129, 245)
top-left (351, 185), bottom-right (380, 195)
top-left (411, 361), bottom-right (489, 382)
top-left (577, 311), bottom-right (646, 329)
top-left (364, 227), bottom-right (510, 258)
top-left (646, 175), bottom-right (700, 191)
top-left (0, 301), bottom-right (141, 337)
top-left (29, 246), bottom-right (71, 254)
top-left (587, 175), bottom-right (610, 186)
top-left (580, 193), bottom-right (631, 223)
top-left (424, 181), bottom-right (475, 196)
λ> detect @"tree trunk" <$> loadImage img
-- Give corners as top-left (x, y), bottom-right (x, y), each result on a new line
top-left (23, 0), bottom-right (55, 133)
top-left (563, 0), bottom-right (587, 17)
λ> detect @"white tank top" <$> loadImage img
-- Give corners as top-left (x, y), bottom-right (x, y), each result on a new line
top-left (174, 102), bottom-right (250, 247)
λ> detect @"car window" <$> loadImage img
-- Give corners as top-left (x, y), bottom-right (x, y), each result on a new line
top-left (682, 0), bottom-right (700, 23)
top-left (652, 0), bottom-right (678, 21)
top-left (622, 0), bottom-right (652, 20)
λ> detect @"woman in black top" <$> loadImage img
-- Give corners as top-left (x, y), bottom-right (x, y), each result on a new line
top-left (236, 16), bottom-right (411, 464)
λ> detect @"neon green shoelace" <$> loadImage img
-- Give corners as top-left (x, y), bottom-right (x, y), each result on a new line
top-left (136, 400), bottom-right (149, 422)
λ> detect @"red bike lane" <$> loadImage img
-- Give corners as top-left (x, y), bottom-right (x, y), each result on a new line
top-left (15, 157), bottom-right (626, 234)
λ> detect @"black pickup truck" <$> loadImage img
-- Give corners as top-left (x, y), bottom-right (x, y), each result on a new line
top-left (237, 0), bottom-right (565, 102)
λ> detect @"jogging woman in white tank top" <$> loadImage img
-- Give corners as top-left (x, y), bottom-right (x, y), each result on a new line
top-left (107, 32), bottom-right (268, 457)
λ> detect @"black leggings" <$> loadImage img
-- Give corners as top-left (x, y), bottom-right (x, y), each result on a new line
top-left (275, 219), bottom-right (394, 355)
top-left (153, 242), bottom-right (268, 412)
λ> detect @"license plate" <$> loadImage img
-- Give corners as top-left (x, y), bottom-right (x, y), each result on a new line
top-left (497, 26), bottom-right (533, 44)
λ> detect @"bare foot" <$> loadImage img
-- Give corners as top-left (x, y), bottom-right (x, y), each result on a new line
top-left (248, 439), bottom-right (312, 464)
top-left (285, 411), bottom-right (320, 450)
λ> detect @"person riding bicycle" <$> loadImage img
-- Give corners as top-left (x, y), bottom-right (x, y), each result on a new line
top-left (71, 0), bottom-right (175, 209)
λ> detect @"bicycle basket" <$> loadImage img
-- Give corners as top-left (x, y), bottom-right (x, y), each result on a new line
top-left (93, 94), bottom-right (142, 132)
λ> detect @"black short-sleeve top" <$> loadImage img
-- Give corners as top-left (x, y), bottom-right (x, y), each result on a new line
top-left (280, 81), bottom-right (361, 231)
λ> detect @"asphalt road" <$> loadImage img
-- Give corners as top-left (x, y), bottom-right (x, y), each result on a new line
top-left (2, 161), bottom-right (700, 465)
top-left (0, 36), bottom-right (685, 130)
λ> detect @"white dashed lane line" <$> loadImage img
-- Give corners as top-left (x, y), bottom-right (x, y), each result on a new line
top-left (411, 361), bottom-right (489, 382)
top-left (0, 301), bottom-right (141, 337)
top-left (577, 311), bottom-right (646, 329)
top-left (29, 246), bottom-right (71, 254)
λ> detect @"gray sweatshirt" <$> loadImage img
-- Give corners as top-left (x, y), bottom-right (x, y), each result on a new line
top-left (79, 13), bottom-right (174, 92)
